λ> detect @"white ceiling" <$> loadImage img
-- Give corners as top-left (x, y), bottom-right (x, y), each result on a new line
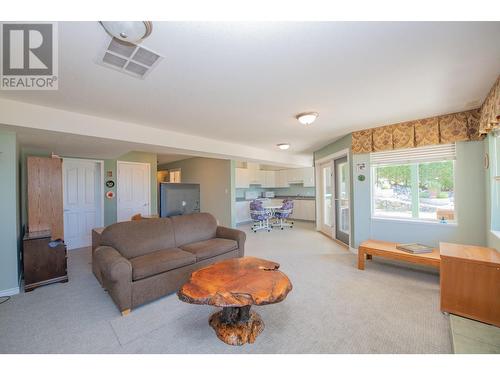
top-left (1, 21), bottom-right (500, 158)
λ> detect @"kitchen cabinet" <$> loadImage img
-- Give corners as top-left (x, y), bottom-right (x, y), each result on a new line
top-left (236, 166), bottom-right (315, 189)
top-left (235, 201), bottom-right (252, 224)
top-left (262, 170), bottom-right (276, 188)
top-left (285, 167), bottom-right (315, 187)
top-left (276, 170), bottom-right (289, 188)
top-left (246, 163), bottom-right (264, 186)
top-left (287, 168), bottom-right (301, 184)
top-left (235, 168), bottom-right (249, 188)
top-left (302, 167), bottom-right (315, 187)
top-left (290, 199), bottom-right (316, 221)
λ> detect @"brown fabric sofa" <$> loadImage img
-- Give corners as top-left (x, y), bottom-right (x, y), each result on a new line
top-left (93, 213), bottom-right (245, 315)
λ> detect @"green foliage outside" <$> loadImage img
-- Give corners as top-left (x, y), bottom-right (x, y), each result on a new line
top-left (376, 161), bottom-right (454, 193)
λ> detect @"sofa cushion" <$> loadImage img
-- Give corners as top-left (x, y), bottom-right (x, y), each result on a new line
top-left (180, 238), bottom-right (238, 261)
top-left (129, 248), bottom-right (196, 281)
top-left (171, 213), bottom-right (218, 247)
top-left (100, 218), bottom-right (176, 259)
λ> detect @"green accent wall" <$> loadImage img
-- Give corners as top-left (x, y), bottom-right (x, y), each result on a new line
top-left (103, 159), bottom-right (117, 226)
top-left (314, 134), bottom-right (352, 161)
top-left (0, 130), bottom-right (20, 294)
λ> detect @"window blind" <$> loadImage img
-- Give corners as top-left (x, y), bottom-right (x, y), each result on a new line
top-left (370, 144), bottom-right (456, 166)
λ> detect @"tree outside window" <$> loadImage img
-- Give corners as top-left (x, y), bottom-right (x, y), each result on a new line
top-left (373, 161), bottom-right (455, 222)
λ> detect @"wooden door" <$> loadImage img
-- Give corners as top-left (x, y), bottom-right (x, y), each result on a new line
top-left (27, 157), bottom-right (64, 240)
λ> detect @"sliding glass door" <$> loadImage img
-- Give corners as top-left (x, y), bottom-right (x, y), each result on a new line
top-left (319, 162), bottom-right (333, 235)
top-left (317, 154), bottom-right (350, 246)
top-left (334, 156), bottom-right (350, 245)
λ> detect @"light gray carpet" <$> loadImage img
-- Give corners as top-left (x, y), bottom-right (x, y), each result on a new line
top-left (0, 222), bottom-right (451, 353)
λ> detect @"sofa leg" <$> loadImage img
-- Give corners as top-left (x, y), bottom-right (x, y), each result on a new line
top-left (121, 309), bottom-right (131, 316)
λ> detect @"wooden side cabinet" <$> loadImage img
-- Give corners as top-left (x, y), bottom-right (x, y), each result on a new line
top-left (23, 230), bottom-right (68, 292)
top-left (440, 242), bottom-right (500, 327)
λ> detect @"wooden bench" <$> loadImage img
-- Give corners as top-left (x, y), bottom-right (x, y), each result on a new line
top-left (358, 240), bottom-right (441, 270)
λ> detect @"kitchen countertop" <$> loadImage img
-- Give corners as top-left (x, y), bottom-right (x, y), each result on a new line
top-left (236, 196), bottom-right (315, 202)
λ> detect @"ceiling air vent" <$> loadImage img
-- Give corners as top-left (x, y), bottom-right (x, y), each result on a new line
top-left (97, 37), bottom-right (163, 79)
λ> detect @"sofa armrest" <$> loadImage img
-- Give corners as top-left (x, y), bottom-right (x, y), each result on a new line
top-left (94, 246), bottom-right (133, 313)
top-left (216, 226), bottom-right (246, 256)
top-left (94, 246), bottom-right (132, 283)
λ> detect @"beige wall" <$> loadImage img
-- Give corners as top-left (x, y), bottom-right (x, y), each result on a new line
top-left (159, 158), bottom-right (232, 227)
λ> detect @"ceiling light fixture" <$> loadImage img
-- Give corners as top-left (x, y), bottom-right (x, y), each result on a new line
top-left (277, 143), bottom-right (290, 150)
top-left (296, 112), bottom-right (319, 126)
top-left (100, 21), bottom-right (153, 43)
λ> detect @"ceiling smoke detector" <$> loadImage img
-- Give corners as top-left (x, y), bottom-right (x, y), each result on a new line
top-left (98, 37), bottom-right (163, 79)
top-left (100, 21), bottom-right (153, 43)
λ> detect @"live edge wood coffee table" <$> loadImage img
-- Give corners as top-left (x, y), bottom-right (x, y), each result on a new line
top-left (178, 256), bottom-right (292, 346)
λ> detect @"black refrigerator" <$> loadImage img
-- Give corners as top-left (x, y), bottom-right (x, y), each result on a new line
top-left (159, 183), bottom-right (200, 217)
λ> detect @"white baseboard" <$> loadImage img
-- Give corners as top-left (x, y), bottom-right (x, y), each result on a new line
top-left (0, 286), bottom-right (20, 297)
top-left (349, 246), bottom-right (358, 254)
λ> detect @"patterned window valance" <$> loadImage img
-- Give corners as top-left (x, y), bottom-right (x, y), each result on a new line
top-left (352, 108), bottom-right (482, 154)
top-left (479, 75), bottom-right (500, 134)
top-left (351, 74), bottom-right (499, 154)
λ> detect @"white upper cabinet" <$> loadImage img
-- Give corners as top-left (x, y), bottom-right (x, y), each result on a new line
top-left (248, 169), bottom-right (265, 185)
top-left (262, 170), bottom-right (276, 188)
top-left (283, 167), bottom-right (315, 187)
top-left (287, 168), bottom-right (301, 183)
top-left (236, 165), bottom-right (314, 188)
top-left (302, 167), bottom-right (315, 187)
top-left (235, 168), bottom-right (249, 188)
top-left (276, 170), bottom-right (289, 187)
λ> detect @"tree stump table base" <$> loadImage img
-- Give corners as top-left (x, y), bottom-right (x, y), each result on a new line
top-left (178, 257), bottom-right (292, 346)
top-left (209, 306), bottom-right (264, 346)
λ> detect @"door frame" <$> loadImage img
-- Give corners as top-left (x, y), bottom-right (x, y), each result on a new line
top-left (116, 160), bottom-right (151, 221)
top-left (315, 148), bottom-right (351, 245)
top-left (62, 158), bottom-right (105, 249)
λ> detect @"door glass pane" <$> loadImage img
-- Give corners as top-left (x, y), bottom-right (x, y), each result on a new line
top-left (337, 161), bottom-right (349, 233)
top-left (323, 166), bottom-right (332, 227)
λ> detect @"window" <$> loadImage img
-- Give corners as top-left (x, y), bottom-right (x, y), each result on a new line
top-left (371, 144), bottom-right (456, 223)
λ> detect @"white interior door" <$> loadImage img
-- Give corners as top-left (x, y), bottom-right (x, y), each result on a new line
top-left (117, 161), bottom-right (151, 222)
top-left (63, 159), bottom-right (103, 250)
